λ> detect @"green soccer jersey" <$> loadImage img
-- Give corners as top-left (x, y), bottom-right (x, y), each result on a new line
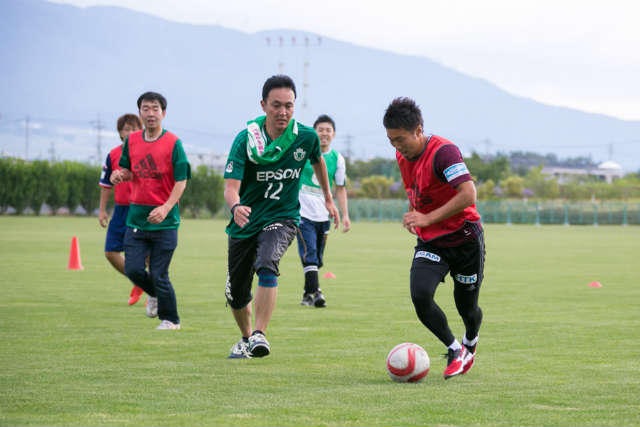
top-left (299, 149), bottom-right (346, 222)
top-left (300, 149), bottom-right (339, 191)
top-left (224, 122), bottom-right (321, 238)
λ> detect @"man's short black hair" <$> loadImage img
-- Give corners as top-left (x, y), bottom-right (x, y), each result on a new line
top-left (313, 114), bottom-right (335, 131)
top-left (262, 75), bottom-right (297, 101)
top-left (383, 97), bottom-right (424, 131)
top-left (137, 91), bottom-right (167, 111)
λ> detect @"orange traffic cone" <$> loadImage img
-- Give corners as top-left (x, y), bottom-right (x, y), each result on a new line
top-left (67, 236), bottom-right (84, 270)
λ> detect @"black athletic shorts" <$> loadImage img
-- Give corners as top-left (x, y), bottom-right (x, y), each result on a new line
top-left (411, 230), bottom-right (485, 292)
top-left (225, 220), bottom-right (297, 309)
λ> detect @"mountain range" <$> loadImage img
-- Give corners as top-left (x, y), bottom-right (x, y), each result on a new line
top-left (1, 0), bottom-right (639, 171)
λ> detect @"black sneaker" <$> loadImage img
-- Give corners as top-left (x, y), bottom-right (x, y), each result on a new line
top-left (248, 332), bottom-right (270, 357)
top-left (300, 293), bottom-right (314, 306)
top-left (311, 289), bottom-right (326, 308)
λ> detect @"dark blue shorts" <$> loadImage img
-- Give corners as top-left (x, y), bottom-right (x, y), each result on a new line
top-left (105, 204), bottom-right (129, 252)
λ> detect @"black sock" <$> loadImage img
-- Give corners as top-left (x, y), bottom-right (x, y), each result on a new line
top-left (252, 330), bottom-right (264, 336)
top-left (242, 337), bottom-right (249, 342)
top-left (304, 269), bottom-right (319, 294)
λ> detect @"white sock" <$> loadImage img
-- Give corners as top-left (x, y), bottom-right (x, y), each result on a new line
top-left (448, 339), bottom-right (462, 352)
top-left (463, 335), bottom-right (478, 347)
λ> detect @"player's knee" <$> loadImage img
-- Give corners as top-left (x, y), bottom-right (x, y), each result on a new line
top-left (124, 263), bottom-right (145, 282)
top-left (225, 290), bottom-right (251, 310)
top-left (150, 272), bottom-right (169, 288)
top-left (225, 278), bottom-right (252, 309)
top-left (255, 254), bottom-right (281, 277)
top-left (410, 284), bottom-right (436, 306)
top-left (257, 268), bottom-right (278, 288)
top-left (105, 251), bottom-right (120, 263)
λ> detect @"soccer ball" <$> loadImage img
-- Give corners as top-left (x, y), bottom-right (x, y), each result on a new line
top-left (386, 343), bottom-right (430, 382)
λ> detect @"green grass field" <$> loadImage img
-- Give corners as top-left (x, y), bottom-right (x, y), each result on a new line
top-left (1, 217), bottom-right (639, 426)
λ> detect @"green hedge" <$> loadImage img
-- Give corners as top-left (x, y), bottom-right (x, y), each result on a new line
top-left (0, 157), bottom-right (224, 216)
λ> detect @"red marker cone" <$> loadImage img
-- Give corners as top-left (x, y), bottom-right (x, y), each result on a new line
top-left (323, 272), bottom-right (336, 279)
top-left (67, 236), bottom-right (84, 270)
top-left (588, 281), bottom-right (602, 288)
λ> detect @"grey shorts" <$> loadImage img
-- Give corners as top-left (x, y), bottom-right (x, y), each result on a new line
top-left (225, 220), bottom-right (297, 309)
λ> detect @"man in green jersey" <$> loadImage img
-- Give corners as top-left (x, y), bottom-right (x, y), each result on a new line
top-left (224, 75), bottom-right (339, 358)
top-left (297, 114), bottom-right (351, 308)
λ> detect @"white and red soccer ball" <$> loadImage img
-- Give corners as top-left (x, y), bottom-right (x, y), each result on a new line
top-left (386, 343), bottom-right (430, 382)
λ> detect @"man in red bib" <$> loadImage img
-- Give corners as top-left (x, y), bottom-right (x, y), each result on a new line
top-left (111, 92), bottom-right (191, 330)
top-left (384, 97), bottom-right (484, 380)
top-left (98, 113), bottom-right (146, 306)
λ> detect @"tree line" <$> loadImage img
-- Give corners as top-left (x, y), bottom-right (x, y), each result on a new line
top-left (0, 158), bottom-right (224, 216)
top-left (2, 152), bottom-right (639, 215)
top-left (345, 153), bottom-right (640, 200)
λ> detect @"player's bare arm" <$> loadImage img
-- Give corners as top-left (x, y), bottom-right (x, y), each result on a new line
top-left (98, 187), bottom-right (111, 228)
top-left (148, 180), bottom-right (187, 224)
top-left (403, 180), bottom-right (476, 230)
top-left (109, 169), bottom-right (121, 185)
top-left (336, 185), bottom-right (350, 232)
top-left (311, 158), bottom-right (340, 229)
top-left (224, 178), bottom-right (251, 228)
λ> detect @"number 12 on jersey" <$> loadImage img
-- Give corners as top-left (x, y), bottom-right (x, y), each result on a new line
top-left (264, 182), bottom-right (283, 199)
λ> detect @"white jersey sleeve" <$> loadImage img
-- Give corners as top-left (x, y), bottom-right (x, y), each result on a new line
top-left (335, 152), bottom-right (346, 186)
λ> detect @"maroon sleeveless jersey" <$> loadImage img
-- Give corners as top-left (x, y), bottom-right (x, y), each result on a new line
top-left (397, 135), bottom-right (480, 242)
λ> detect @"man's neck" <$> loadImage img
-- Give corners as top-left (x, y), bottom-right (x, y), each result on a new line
top-left (144, 127), bottom-right (163, 141)
top-left (321, 146), bottom-right (331, 154)
top-left (264, 122), bottom-right (284, 141)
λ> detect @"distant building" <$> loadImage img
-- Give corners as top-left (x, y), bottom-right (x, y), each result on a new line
top-left (542, 161), bottom-right (625, 184)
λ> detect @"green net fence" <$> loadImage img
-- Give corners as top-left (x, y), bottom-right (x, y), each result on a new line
top-left (348, 199), bottom-right (640, 225)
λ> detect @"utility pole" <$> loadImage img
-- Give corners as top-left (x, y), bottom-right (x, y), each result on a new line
top-left (301, 36), bottom-right (320, 123)
top-left (483, 138), bottom-right (492, 158)
top-left (265, 35), bottom-right (321, 123)
top-left (278, 36), bottom-right (285, 74)
top-left (49, 141), bottom-right (56, 163)
top-left (24, 115), bottom-right (30, 160)
top-left (266, 36), bottom-right (285, 73)
top-left (91, 114), bottom-right (104, 165)
top-left (344, 133), bottom-right (353, 160)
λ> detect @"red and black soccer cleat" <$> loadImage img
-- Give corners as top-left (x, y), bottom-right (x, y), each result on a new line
top-left (443, 346), bottom-right (471, 380)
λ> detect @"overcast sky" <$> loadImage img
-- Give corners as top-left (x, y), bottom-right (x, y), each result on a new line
top-left (50, 0), bottom-right (639, 121)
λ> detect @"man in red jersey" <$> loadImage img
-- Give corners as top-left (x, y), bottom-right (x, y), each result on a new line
top-left (111, 92), bottom-right (191, 330)
top-left (383, 97), bottom-right (484, 380)
top-left (99, 113), bottom-right (146, 305)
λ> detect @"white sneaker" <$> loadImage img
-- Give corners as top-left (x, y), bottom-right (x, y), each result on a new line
top-left (146, 297), bottom-right (158, 318)
top-left (228, 340), bottom-right (251, 359)
top-left (156, 320), bottom-right (180, 330)
top-left (248, 333), bottom-right (270, 357)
